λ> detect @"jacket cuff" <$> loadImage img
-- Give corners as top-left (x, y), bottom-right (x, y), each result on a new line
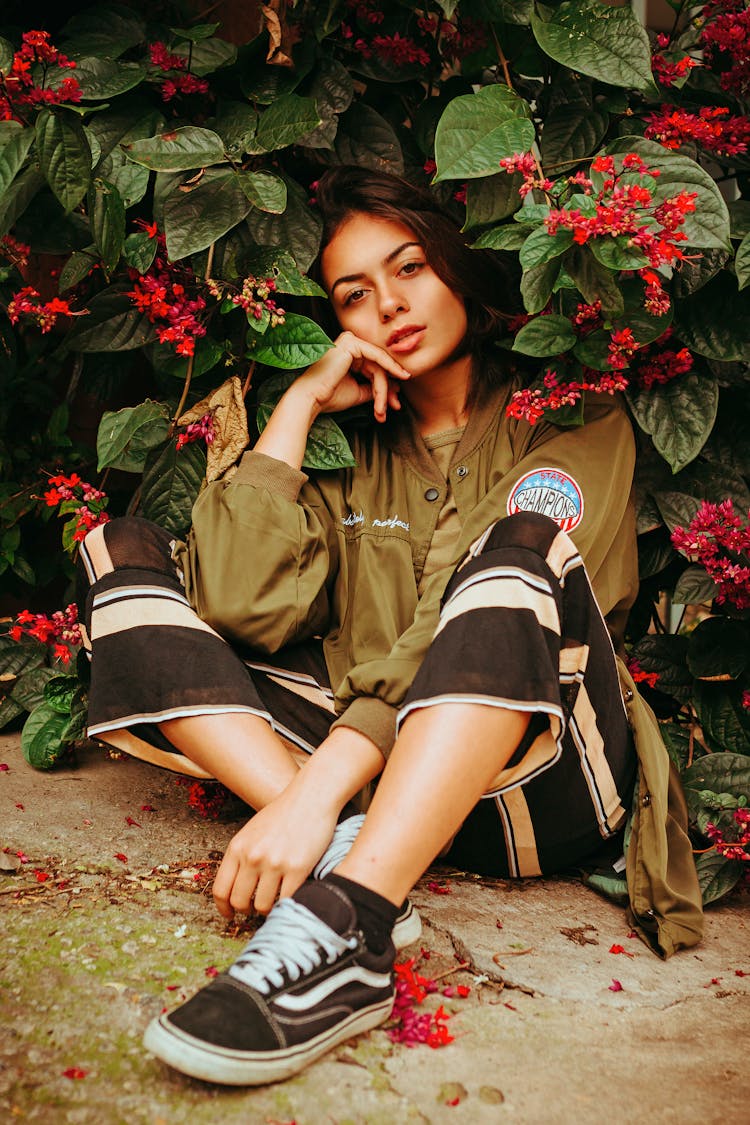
top-left (232, 450), bottom-right (309, 501)
top-left (330, 697), bottom-right (398, 759)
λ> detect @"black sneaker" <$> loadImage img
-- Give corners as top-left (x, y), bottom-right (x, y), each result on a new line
top-left (143, 881), bottom-right (395, 1086)
top-left (312, 814), bottom-right (422, 950)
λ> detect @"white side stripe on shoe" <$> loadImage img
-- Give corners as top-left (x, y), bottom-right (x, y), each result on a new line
top-left (274, 967), bottom-right (392, 1012)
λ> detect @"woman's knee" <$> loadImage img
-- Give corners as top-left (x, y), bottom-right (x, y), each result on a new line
top-left (482, 511), bottom-right (568, 558)
top-left (79, 516), bottom-right (177, 581)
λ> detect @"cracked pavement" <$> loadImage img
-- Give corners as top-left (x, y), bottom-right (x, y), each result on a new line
top-left (1, 733), bottom-right (748, 1124)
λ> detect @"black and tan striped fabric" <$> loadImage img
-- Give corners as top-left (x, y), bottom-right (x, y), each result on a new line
top-left (78, 512), bottom-right (635, 878)
top-left (400, 511), bottom-right (636, 877)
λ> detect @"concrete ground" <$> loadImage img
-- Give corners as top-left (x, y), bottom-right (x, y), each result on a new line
top-left (1, 730), bottom-right (748, 1125)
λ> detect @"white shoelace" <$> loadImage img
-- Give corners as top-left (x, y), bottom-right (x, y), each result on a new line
top-left (228, 898), bottom-right (357, 995)
top-left (312, 813), bottom-right (366, 880)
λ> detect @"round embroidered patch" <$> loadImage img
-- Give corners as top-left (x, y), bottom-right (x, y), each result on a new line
top-left (506, 467), bottom-right (584, 533)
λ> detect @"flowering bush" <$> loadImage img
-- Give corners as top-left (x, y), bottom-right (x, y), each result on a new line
top-left (0, 0), bottom-right (748, 896)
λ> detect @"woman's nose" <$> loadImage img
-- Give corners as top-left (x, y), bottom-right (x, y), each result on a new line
top-left (379, 285), bottom-right (408, 321)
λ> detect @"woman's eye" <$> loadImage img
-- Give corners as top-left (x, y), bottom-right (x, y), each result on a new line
top-left (343, 288), bottom-right (367, 306)
top-left (399, 261), bottom-right (424, 277)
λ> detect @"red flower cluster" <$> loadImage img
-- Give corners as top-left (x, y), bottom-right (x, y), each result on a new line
top-left (148, 41), bottom-right (210, 103)
top-left (43, 471), bottom-right (109, 544)
top-left (645, 105), bottom-right (750, 158)
top-left (0, 234), bottom-right (31, 268)
top-left (388, 958), bottom-right (469, 1048)
top-left (499, 152), bottom-right (554, 198)
top-left (361, 32), bottom-right (430, 67)
top-left (345, 0), bottom-right (385, 25)
top-left (651, 33), bottom-right (699, 87)
top-left (705, 809), bottom-right (750, 863)
top-left (626, 658), bottom-right (660, 690)
top-left (127, 230), bottom-right (207, 357)
top-left (6, 287), bottom-right (85, 334)
top-left (175, 412), bottom-right (215, 452)
top-left (607, 327), bottom-right (639, 372)
top-left (630, 329), bottom-right (694, 391)
top-left (671, 500), bottom-right (750, 609)
top-left (546, 153), bottom-right (696, 272)
top-left (8, 603), bottom-right (81, 665)
top-left (506, 367), bottom-right (628, 425)
top-left (0, 30), bottom-right (81, 121)
top-left (701, 0), bottom-right (750, 97)
top-left (176, 778), bottom-right (231, 818)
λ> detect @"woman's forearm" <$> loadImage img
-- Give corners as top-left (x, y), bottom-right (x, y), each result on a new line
top-left (287, 726), bottom-right (386, 817)
top-left (254, 384), bottom-right (320, 470)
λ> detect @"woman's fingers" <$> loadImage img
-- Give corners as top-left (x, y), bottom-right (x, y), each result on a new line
top-left (338, 333), bottom-right (411, 381)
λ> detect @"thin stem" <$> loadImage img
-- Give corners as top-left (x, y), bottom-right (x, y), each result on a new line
top-left (490, 24), bottom-right (513, 90)
top-left (172, 241), bottom-right (216, 425)
top-left (241, 360), bottom-right (256, 398)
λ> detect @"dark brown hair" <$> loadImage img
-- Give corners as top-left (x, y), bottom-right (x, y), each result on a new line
top-left (310, 165), bottom-right (519, 398)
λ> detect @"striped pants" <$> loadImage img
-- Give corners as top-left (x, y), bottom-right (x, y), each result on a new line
top-left (78, 512), bottom-right (635, 879)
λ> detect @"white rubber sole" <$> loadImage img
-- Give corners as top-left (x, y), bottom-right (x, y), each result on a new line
top-left (392, 900), bottom-right (422, 950)
top-left (143, 995), bottom-right (394, 1085)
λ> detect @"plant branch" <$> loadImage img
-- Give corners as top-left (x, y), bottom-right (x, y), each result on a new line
top-left (490, 24), bottom-right (513, 90)
top-left (172, 242), bottom-right (216, 426)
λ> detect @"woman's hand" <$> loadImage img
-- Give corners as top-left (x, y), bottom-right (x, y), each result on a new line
top-left (212, 795), bottom-right (339, 919)
top-left (293, 331), bottom-right (411, 423)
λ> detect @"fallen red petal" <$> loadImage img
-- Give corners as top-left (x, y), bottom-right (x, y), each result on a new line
top-left (141, 804), bottom-right (156, 812)
top-left (113, 853), bottom-right (128, 863)
top-left (503, 1002), bottom-right (517, 1011)
top-left (0, 763), bottom-right (9, 771)
top-left (426, 881), bottom-right (451, 895)
top-left (609, 944), bottom-right (635, 957)
top-left (62, 1068), bottom-right (87, 1080)
top-left (608, 979), bottom-right (624, 992)
top-left (735, 970), bottom-right (748, 977)
top-left (34, 870), bottom-right (50, 882)
top-left (205, 965), bottom-right (219, 978)
top-left (447, 1097), bottom-right (461, 1106)
top-left (125, 816), bottom-right (141, 827)
top-left (15, 850), bottom-right (29, 863)
top-left (15, 803), bottom-right (24, 810)
top-left (456, 985), bottom-right (471, 997)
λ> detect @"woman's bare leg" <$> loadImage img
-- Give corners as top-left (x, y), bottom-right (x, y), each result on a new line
top-left (158, 713), bottom-right (300, 809)
top-left (335, 702), bottom-right (531, 904)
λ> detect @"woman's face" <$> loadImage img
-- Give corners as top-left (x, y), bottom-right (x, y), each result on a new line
top-left (320, 213), bottom-right (469, 381)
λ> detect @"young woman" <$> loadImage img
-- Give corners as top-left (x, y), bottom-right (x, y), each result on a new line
top-left (78, 166), bottom-right (701, 1087)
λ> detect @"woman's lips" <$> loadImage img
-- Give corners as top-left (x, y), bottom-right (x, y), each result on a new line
top-left (387, 327), bottom-right (426, 354)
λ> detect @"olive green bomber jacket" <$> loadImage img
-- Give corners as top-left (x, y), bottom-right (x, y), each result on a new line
top-left (175, 384), bottom-right (703, 957)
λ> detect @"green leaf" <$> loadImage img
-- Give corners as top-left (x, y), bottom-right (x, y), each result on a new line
top-left (268, 250), bottom-right (326, 297)
top-left (170, 22), bottom-right (220, 41)
top-left (35, 109), bottom-right (91, 213)
top-left (251, 312), bottom-right (333, 369)
top-left (0, 37), bottom-right (14, 75)
top-left (531, 0), bottom-right (653, 91)
top-left (139, 440), bottom-right (206, 537)
top-left (0, 634), bottom-right (46, 680)
top-left (520, 258), bottom-right (560, 314)
top-left (21, 701), bottom-right (70, 770)
top-left (255, 93), bottom-right (321, 152)
top-left (66, 290), bottom-right (156, 352)
top-left (0, 167), bottom-right (46, 238)
top-left (672, 247), bottom-right (729, 298)
top-left (693, 688), bottom-right (750, 755)
top-left (334, 102), bottom-right (404, 176)
top-left (245, 175), bottom-right (322, 273)
top-left (122, 127), bottom-right (226, 172)
top-left (236, 170), bottom-right (287, 214)
top-left (653, 490), bottom-right (702, 537)
top-left (629, 634), bottom-right (692, 702)
top-left (687, 618), bottom-right (749, 681)
top-left (122, 231), bottom-right (157, 274)
top-left (257, 373), bottom-right (356, 470)
top-left (512, 314), bottom-right (576, 357)
top-left (8, 666), bottom-right (57, 714)
top-left (60, 7), bottom-right (146, 57)
top-left (684, 753), bottom-right (750, 811)
top-left (675, 273), bottom-right (750, 361)
top-left (44, 674), bottom-right (79, 715)
top-left (59, 248), bottom-right (98, 292)
top-left (672, 565), bottom-right (718, 607)
top-left (564, 244), bottom-right (624, 317)
top-left (590, 235), bottom-right (650, 272)
top-left (163, 168), bottom-right (252, 260)
top-left (471, 224), bottom-right (532, 251)
top-left (693, 851), bottom-right (743, 906)
top-left (572, 329), bottom-right (611, 371)
top-left (0, 127), bottom-right (34, 200)
top-left (97, 400), bottom-right (171, 473)
top-left (152, 336), bottom-right (224, 380)
top-left (434, 85), bottom-right (535, 182)
top-left (464, 172), bottom-right (523, 229)
top-left (171, 37), bottom-right (236, 77)
top-left (660, 722), bottom-right (701, 772)
top-left (89, 178), bottom-right (125, 275)
top-left (728, 200), bottom-right (750, 239)
top-left (74, 58), bottom-right (146, 100)
top-left (735, 233), bottom-right (750, 292)
top-left (626, 372), bottom-right (719, 474)
top-left (213, 102), bottom-right (259, 158)
top-left (540, 106), bottom-right (608, 167)
top-left (519, 226), bottom-right (573, 270)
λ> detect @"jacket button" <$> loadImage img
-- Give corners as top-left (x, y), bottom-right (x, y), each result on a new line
top-left (623, 688), bottom-right (634, 703)
top-left (642, 794), bottom-right (651, 807)
top-left (424, 487), bottom-right (440, 501)
top-left (456, 465), bottom-right (468, 478)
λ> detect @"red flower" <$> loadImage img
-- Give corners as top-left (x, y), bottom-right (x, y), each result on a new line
top-left (608, 979), bottom-right (624, 992)
top-left (114, 853), bottom-right (128, 864)
top-left (62, 1068), bottom-right (88, 1080)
